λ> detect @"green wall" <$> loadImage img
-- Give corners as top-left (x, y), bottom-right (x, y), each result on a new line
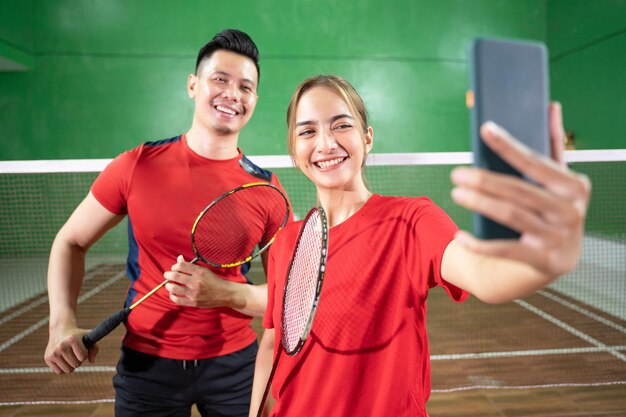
top-left (0, 0), bottom-right (547, 159)
top-left (0, 1), bottom-right (623, 250)
top-left (0, 0), bottom-right (34, 70)
top-left (0, 0), bottom-right (35, 158)
top-left (547, 0), bottom-right (626, 149)
top-left (0, 0), bottom-right (623, 160)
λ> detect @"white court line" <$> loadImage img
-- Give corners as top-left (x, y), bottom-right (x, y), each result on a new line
top-left (76, 271), bottom-right (126, 304)
top-left (0, 271), bottom-right (126, 353)
top-left (3, 382), bottom-right (625, 406)
top-left (0, 268), bottom-right (103, 326)
top-left (432, 380), bottom-right (626, 393)
top-left (0, 316), bottom-right (51, 354)
top-left (0, 296), bottom-right (47, 327)
top-left (514, 299), bottom-right (626, 362)
top-left (431, 345), bottom-right (626, 360)
top-left (0, 366), bottom-right (116, 374)
top-left (539, 289), bottom-right (626, 334)
top-left (3, 382), bottom-right (626, 405)
top-left (0, 399), bottom-right (114, 406)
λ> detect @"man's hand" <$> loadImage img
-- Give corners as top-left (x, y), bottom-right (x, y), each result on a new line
top-left (44, 325), bottom-right (97, 374)
top-left (164, 255), bottom-right (244, 309)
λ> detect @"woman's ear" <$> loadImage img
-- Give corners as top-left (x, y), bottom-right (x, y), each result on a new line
top-left (365, 126), bottom-right (374, 154)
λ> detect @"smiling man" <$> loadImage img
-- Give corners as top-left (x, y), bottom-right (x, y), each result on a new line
top-left (44, 29), bottom-right (289, 417)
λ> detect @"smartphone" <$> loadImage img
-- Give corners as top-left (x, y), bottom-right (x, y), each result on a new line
top-left (468, 37), bottom-right (550, 239)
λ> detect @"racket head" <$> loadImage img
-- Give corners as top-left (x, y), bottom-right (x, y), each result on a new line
top-left (191, 182), bottom-right (290, 268)
top-left (281, 206), bottom-right (329, 356)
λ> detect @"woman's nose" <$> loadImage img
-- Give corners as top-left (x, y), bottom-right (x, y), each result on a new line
top-left (317, 130), bottom-right (338, 152)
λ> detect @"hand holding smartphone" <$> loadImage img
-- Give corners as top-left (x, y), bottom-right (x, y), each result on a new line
top-left (468, 37), bottom-right (550, 239)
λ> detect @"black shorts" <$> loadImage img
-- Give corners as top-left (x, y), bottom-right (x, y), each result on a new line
top-left (113, 342), bottom-right (258, 417)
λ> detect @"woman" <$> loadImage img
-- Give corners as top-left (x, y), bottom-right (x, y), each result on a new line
top-left (250, 75), bottom-right (590, 416)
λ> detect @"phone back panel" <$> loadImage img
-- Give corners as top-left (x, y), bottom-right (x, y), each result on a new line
top-left (469, 38), bottom-right (550, 239)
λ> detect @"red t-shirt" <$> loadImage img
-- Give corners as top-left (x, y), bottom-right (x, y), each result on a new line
top-left (264, 194), bottom-right (468, 416)
top-left (92, 134), bottom-right (288, 359)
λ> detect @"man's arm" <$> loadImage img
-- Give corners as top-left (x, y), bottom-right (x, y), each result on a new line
top-left (44, 192), bottom-right (124, 373)
top-left (444, 103), bottom-right (590, 303)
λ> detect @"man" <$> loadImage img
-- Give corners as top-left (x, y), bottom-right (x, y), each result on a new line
top-left (44, 29), bottom-right (285, 417)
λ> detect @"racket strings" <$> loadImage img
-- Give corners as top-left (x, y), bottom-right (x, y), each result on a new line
top-left (193, 185), bottom-right (288, 265)
top-left (259, 190), bottom-right (291, 246)
top-left (282, 210), bottom-right (324, 353)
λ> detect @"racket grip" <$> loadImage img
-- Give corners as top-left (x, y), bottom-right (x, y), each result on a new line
top-left (82, 307), bottom-right (131, 349)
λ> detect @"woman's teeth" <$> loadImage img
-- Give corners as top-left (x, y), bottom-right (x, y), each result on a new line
top-left (315, 157), bottom-right (345, 169)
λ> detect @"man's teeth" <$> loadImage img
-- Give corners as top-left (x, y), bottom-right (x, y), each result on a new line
top-left (216, 105), bottom-right (236, 115)
top-left (316, 158), bottom-right (345, 169)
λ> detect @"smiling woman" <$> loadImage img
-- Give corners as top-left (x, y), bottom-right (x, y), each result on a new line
top-left (292, 88), bottom-right (372, 196)
top-left (249, 74), bottom-right (591, 417)
top-left (286, 76), bottom-right (373, 204)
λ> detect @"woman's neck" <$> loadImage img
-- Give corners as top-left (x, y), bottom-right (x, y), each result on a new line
top-left (317, 185), bottom-right (372, 227)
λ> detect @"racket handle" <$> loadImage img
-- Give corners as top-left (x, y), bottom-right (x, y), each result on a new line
top-left (82, 307), bottom-right (131, 349)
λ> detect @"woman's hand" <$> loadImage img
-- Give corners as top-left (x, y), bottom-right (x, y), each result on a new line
top-left (450, 103), bottom-right (591, 278)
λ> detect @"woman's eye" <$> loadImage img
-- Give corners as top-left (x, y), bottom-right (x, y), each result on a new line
top-left (298, 129), bottom-right (315, 137)
top-left (335, 123), bottom-right (352, 130)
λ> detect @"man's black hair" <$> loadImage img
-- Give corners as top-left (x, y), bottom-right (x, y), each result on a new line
top-left (195, 29), bottom-right (260, 83)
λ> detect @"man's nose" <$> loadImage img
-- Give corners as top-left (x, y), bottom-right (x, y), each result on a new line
top-left (221, 82), bottom-right (241, 102)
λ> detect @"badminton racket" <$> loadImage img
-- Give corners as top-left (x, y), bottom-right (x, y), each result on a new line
top-left (82, 182), bottom-right (290, 349)
top-left (255, 206), bottom-right (328, 417)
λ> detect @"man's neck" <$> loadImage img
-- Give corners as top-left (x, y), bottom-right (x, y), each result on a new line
top-left (185, 125), bottom-right (240, 160)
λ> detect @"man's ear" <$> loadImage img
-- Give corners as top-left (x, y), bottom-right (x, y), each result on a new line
top-left (187, 74), bottom-right (197, 99)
